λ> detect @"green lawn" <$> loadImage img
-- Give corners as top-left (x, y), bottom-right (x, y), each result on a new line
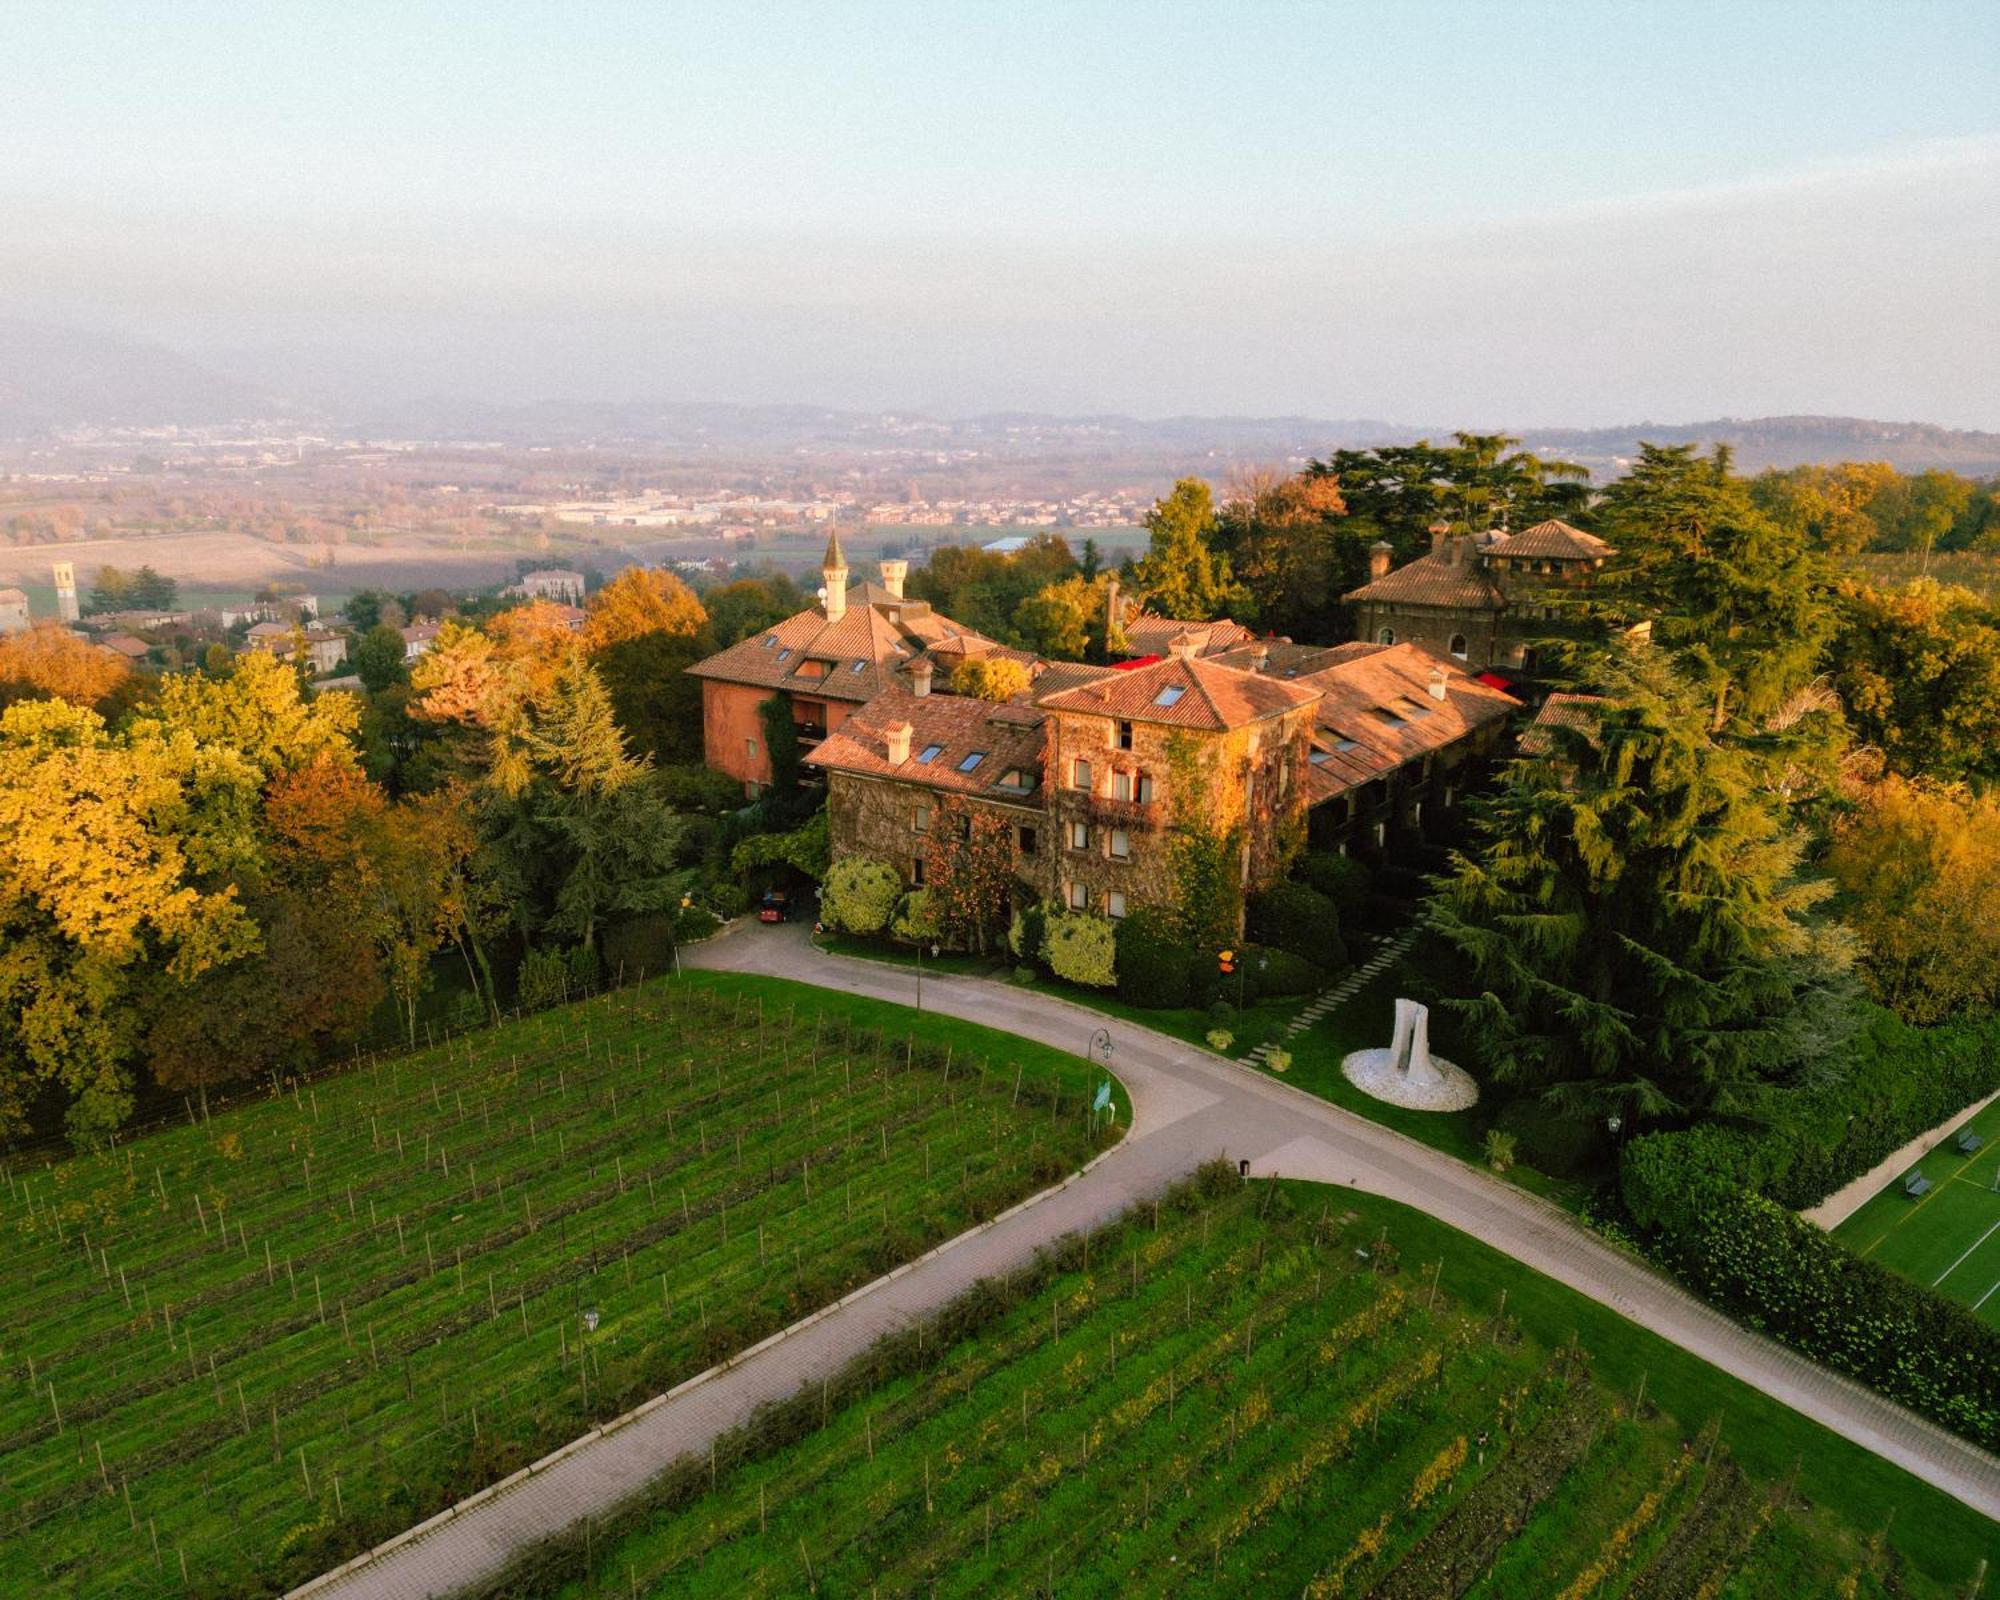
top-left (1271, 962), bottom-right (1584, 1208)
top-left (0, 972), bottom-right (1117, 1598)
top-left (1833, 1094), bottom-right (2000, 1328)
top-left (519, 1175), bottom-right (1986, 1599)
top-left (811, 931), bottom-right (1302, 1057)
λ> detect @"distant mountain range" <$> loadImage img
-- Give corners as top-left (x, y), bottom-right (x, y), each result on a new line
top-left (3, 321), bottom-right (1996, 475)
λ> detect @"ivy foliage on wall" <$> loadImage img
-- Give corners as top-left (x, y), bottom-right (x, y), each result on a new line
top-left (1163, 732), bottom-right (1243, 950)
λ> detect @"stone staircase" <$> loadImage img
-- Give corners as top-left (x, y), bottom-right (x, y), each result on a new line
top-left (1239, 924), bottom-right (1419, 1069)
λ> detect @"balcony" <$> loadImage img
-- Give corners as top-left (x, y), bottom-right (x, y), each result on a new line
top-left (1087, 794), bottom-right (1165, 830)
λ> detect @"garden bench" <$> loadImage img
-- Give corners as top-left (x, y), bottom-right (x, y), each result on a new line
top-left (1955, 1129), bottom-right (1984, 1155)
top-left (1902, 1171), bottom-right (1933, 1199)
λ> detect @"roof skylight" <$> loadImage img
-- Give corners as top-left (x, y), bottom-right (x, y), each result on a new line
top-left (917, 744), bottom-right (944, 764)
top-left (1154, 684), bottom-right (1186, 707)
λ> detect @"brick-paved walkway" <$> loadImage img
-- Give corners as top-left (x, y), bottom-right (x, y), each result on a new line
top-left (291, 922), bottom-right (2000, 1598)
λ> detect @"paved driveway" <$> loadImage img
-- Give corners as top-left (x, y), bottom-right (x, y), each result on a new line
top-left (292, 922), bottom-right (2000, 1598)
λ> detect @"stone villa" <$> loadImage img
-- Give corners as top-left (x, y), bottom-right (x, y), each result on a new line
top-left (693, 533), bottom-right (1519, 930)
top-left (1342, 519), bottom-right (1612, 672)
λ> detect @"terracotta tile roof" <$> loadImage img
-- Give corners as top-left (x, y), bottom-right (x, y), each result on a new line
top-left (101, 633), bottom-right (152, 658)
top-left (1117, 613), bottom-right (1257, 659)
top-left (1207, 640), bottom-right (1359, 680)
top-left (1487, 520), bottom-right (1610, 562)
top-left (688, 587), bottom-right (998, 704)
top-left (1029, 661), bottom-right (1119, 700)
top-left (1342, 543), bottom-right (1506, 611)
top-left (1295, 643), bottom-right (1519, 804)
top-left (808, 686), bottom-right (1049, 802)
top-left (1035, 655), bottom-right (1319, 731)
top-left (1518, 692), bottom-right (1610, 755)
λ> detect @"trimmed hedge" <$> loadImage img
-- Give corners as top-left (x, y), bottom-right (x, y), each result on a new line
top-left (1115, 908), bottom-right (1191, 1009)
top-left (1295, 850), bottom-right (1371, 918)
top-left (1246, 881), bottom-right (1342, 967)
top-left (1619, 1003), bottom-right (2000, 1451)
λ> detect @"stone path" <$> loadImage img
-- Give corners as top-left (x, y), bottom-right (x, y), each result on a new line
top-left (1240, 923), bottom-right (1418, 1068)
top-left (292, 922), bottom-right (2000, 1599)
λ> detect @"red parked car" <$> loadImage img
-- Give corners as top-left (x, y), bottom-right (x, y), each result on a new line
top-left (758, 888), bottom-right (794, 923)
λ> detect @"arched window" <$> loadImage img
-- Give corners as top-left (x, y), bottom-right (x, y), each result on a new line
top-left (1448, 633), bottom-right (1468, 659)
top-left (1376, 627), bottom-right (1395, 645)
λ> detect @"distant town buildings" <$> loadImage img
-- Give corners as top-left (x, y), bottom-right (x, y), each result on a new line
top-left (245, 620), bottom-right (349, 675)
top-left (0, 588), bottom-right (29, 634)
top-left (508, 569), bottom-right (587, 605)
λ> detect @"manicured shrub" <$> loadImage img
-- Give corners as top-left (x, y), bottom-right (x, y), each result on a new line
top-left (1009, 902), bottom-right (1049, 965)
top-left (890, 889), bottom-right (940, 945)
top-left (1115, 907), bottom-right (1191, 1008)
top-left (1207, 999), bottom-right (1236, 1025)
top-left (1494, 1098), bottom-right (1606, 1180)
top-left (1265, 1048), bottom-right (1292, 1074)
top-left (1295, 850), bottom-right (1371, 918)
top-left (1243, 944), bottom-right (1322, 997)
top-left (700, 880), bottom-right (751, 919)
top-left (1246, 880), bottom-right (1341, 966)
top-left (1042, 911), bottom-right (1116, 988)
top-left (1205, 1028), bottom-right (1234, 1054)
top-left (821, 857), bottom-right (902, 935)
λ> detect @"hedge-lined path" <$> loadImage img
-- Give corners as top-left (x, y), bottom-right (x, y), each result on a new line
top-left (1240, 922), bottom-right (1419, 1068)
top-left (292, 922), bottom-right (2000, 1598)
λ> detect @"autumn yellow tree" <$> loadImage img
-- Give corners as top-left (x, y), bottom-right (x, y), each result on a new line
top-left (0, 620), bottom-right (141, 716)
top-left (1827, 775), bottom-right (2000, 1023)
top-left (950, 655), bottom-right (1031, 700)
top-left (0, 698), bottom-right (259, 1137)
top-left (582, 566), bottom-right (707, 652)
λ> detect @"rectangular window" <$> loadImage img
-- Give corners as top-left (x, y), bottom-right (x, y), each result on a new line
top-left (1109, 828), bottom-right (1130, 861)
top-left (1117, 720), bottom-right (1134, 751)
top-left (1136, 773), bottom-right (1155, 803)
top-left (913, 802), bottom-right (931, 834)
top-left (917, 744), bottom-right (944, 764)
top-left (745, 737), bottom-right (758, 758)
top-left (1068, 820), bottom-right (1090, 851)
top-left (1067, 882), bottom-right (1088, 910)
top-left (1108, 891), bottom-right (1127, 919)
top-left (957, 750), bottom-right (986, 773)
top-left (1071, 758), bottom-right (1092, 791)
top-left (1018, 826), bottom-right (1037, 856)
top-left (1112, 771), bottom-right (1133, 802)
top-left (1154, 684), bottom-right (1185, 708)
top-left (912, 855), bottom-right (926, 885)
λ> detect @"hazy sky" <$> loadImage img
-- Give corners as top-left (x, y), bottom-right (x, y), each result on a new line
top-left (4, 1), bottom-right (1997, 424)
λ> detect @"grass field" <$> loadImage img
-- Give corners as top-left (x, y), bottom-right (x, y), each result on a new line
top-left (1832, 1093), bottom-right (2000, 1329)
top-left (512, 1172), bottom-right (1990, 1599)
top-left (0, 972), bottom-right (1117, 1598)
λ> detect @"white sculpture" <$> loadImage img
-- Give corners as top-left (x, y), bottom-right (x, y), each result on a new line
top-left (1341, 998), bottom-right (1479, 1112)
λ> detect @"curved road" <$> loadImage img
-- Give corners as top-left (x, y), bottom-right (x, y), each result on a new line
top-left (293, 922), bottom-right (2000, 1598)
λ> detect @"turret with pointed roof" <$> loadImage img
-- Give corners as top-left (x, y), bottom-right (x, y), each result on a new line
top-left (821, 529), bottom-right (850, 620)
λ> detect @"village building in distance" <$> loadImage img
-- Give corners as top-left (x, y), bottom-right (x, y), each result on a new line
top-left (693, 534), bottom-right (1519, 931)
top-left (1342, 519), bottom-right (1612, 672)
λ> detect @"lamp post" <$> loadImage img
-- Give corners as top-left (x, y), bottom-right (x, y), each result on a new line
top-left (672, 894), bottom-right (692, 979)
top-left (579, 1307), bottom-right (599, 1409)
top-left (916, 941), bottom-right (939, 1013)
top-left (1086, 1027), bottom-right (1114, 1072)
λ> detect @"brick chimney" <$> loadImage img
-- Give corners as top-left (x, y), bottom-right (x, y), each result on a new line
top-left (911, 658), bottom-right (933, 697)
top-left (884, 721), bottom-right (913, 764)
top-left (1103, 574), bottom-right (1121, 643)
top-left (878, 558), bottom-right (907, 599)
top-left (1428, 667), bottom-right (1449, 702)
top-left (1368, 540), bottom-right (1393, 580)
top-left (1168, 632), bottom-right (1198, 662)
top-left (1251, 643), bottom-right (1270, 673)
top-left (1429, 520), bottom-right (1450, 554)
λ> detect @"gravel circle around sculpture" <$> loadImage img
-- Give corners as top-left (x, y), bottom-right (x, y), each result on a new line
top-left (1341, 1047), bottom-right (1481, 1112)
